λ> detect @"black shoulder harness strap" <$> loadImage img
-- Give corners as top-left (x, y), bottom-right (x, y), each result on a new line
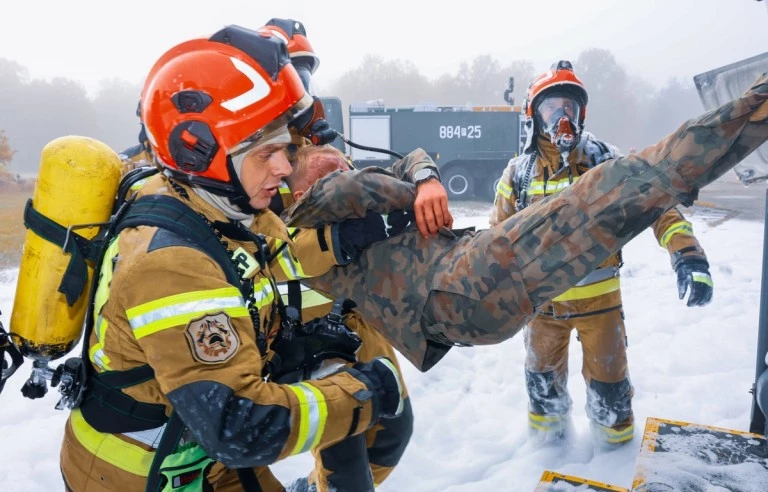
top-left (72, 194), bottom-right (259, 491)
top-left (116, 194), bottom-right (243, 286)
top-left (80, 194), bottom-right (244, 427)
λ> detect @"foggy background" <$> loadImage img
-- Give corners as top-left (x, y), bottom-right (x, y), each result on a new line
top-left (1, 0), bottom-right (767, 175)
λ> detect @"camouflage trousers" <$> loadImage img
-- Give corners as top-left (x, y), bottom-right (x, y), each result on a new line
top-left (294, 74), bottom-right (768, 372)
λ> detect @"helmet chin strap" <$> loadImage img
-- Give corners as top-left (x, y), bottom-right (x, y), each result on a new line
top-left (191, 153), bottom-right (256, 225)
top-left (227, 153), bottom-right (261, 216)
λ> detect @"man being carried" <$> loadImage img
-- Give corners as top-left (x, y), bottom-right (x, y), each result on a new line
top-left (282, 72), bottom-right (768, 373)
top-left (277, 142), bottom-right (452, 491)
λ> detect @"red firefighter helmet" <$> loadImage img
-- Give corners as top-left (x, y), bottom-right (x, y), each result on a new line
top-left (521, 60), bottom-right (588, 153)
top-left (140, 25), bottom-right (312, 193)
top-left (523, 60), bottom-right (588, 122)
top-left (262, 19), bottom-right (319, 91)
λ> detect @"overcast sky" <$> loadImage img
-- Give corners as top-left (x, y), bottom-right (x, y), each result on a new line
top-left (2, 0), bottom-right (768, 96)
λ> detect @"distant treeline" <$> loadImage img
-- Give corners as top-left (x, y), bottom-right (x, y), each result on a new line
top-left (0, 48), bottom-right (703, 173)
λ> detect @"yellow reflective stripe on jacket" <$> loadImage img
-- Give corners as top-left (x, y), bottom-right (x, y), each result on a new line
top-left (278, 245), bottom-right (307, 280)
top-left (94, 238), bottom-right (120, 316)
top-left (89, 239), bottom-right (120, 370)
top-left (89, 316), bottom-right (111, 371)
top-left (274, 230), bottom-right (308, 280)
top-left (288, 382), bottom-right (328, 455)
top-left (126, 287), bottom-right (248, 339)
top-left (527, 176), bottom-right (580, 196)
top-left (659, 221), bottom-right (694, 248)
top-left (552, 277), bottom-right (620, 302)
top-left (278, 181), bottom-right (292, 196)
top-left (253, 277), bottom-right (276, 310)
top-left (69, 409), bottom-right (154, 477)
top-left (129, 177), bottom-right (151, 192)
top-left (280, 289), bottom-right (333, 310)
top-left (496, 180), bottom-right (513, 199)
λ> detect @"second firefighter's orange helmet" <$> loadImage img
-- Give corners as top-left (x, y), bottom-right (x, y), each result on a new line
top-left (140, 25), bottom-right (312, 193)
top-left (521, 60), bottom-right (588, 154)
top-left (262, 18), bottom-right (319, 91)
top-left (523, 60), bottom-right (588, 125)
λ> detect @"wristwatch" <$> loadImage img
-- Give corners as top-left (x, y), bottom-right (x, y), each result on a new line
top-left (413, 168), bottom-right (441, 185)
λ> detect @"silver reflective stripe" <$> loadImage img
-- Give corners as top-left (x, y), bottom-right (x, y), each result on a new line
top-left (294, 383), bottom-right (322, 454)
top-left (280, 247), bottom-right (302, 279)
top-left (574, 267), bottom-right (620, 287)
top-left (92, 348), bottom-right (108, 370)
top-left (122, 424), bottom-right (166, 449)
top-left (94, 315), bottom-right (104, 342)
top-left (129, 297), bottom-right (244, 331)
top-left (254, 282), bottom-right (274, 305)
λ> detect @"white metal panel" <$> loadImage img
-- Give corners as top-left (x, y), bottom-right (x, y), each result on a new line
top-left (350, 115), bottom-right (390, 161)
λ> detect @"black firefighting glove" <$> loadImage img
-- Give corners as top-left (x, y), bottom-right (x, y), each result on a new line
top-left (584, 139), bottom-right (615, 167)
top-left (386, 209), bottom-right (415, 236)
top-left (337, 211), bottom-right (388, 262)
top-left (352, 357), bottom-right (405, 420)
top-left (675, 257), bottom-right (713, 307)
top-left (269, 310), bottom-right (362, 384)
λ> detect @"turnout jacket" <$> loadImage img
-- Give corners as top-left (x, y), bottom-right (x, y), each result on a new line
top-left (62, 174), bottom-right (382, 490)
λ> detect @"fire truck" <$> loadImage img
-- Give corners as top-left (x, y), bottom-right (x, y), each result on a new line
top-left (320, 96), bottom-right (523, 201)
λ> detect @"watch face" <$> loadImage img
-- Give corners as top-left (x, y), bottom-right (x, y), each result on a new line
top-left (415, 169), bottom-right (434, 182)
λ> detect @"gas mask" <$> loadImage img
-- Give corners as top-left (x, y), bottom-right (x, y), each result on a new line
top-left (536, 95), bottom-right (582, 154)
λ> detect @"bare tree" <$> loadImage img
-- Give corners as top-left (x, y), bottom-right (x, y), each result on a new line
top-left (643, 77), bottom-right (702, 144)
top-left (91, 78), bottom-right (144, 153)
top-left (575, 48), bottom-right (642, 151)
top-left (0, 130), bottom-right (15, 168)
top-left (331, 54), bottom-right (432, 106)
top-left (0, 58), bottom-right (142, 173)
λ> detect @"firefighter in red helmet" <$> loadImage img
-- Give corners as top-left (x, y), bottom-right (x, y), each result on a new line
top-left (491, 61), bottom-right (713, 446)
top-left (60, 25), bottom-right (404, 491)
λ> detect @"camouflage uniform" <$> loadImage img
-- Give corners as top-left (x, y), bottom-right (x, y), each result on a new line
top-left (283, 73), bottom-right (768, 373)
top-left (490, 132), bottom-right (707, 443)
top-left (273, 146), bottom-right (439, 491)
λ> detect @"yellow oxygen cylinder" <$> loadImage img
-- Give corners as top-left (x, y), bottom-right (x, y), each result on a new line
top-left (11, 136), bottom-right (122, 362)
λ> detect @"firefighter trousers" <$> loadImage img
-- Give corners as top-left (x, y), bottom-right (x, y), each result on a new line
top-left (524, 306), bottom-right (633, 429)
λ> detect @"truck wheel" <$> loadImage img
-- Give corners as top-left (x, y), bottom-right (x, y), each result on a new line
top-left (443, 169), bottom-right (474, 200)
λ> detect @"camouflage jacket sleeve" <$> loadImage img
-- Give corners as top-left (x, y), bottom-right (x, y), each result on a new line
top-left (651, 208), bottom-right (708, 268)
top-left (389, 148), bottom-right (441, 183)
top-left (112, 239), bottom-right (379, 469)
top-left (581, 134), bottom-right (708, 268)
top-left (489, 157), bottom-right (521, 226)
top-left (283, 167), bottom-right (416, 228)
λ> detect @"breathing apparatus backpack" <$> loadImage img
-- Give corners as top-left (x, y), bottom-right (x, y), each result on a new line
top-left (0, 135), bottom-right (269, 491)
top-left (1, 135), bottom-right (123, 402)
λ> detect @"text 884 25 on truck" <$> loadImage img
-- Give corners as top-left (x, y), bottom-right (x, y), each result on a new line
top-left (343, 101), bottom-right (523, 201)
